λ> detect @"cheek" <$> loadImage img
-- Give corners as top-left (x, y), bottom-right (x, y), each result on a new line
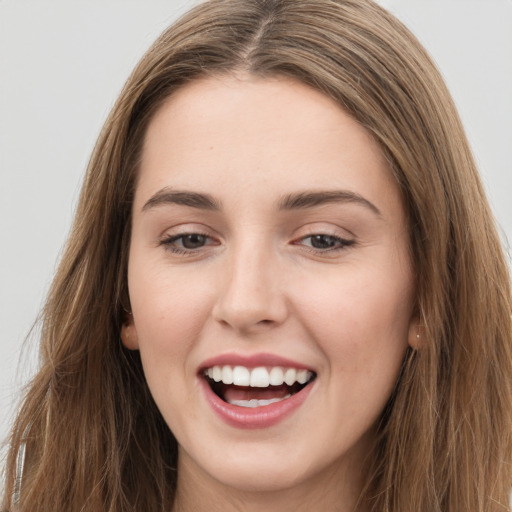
top-left (127, 258), bottom-right (216, 371)
top-left (292, 261), bottom-right (413, 374)
top-left (126, 261), bottom-right (216, 428)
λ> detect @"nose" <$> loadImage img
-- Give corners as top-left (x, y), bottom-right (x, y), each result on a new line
top-left (212, 240), bottom-right (288, 334)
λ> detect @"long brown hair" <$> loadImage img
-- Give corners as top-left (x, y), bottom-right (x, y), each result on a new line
top-left (3, 0), bottom-right (511, 510)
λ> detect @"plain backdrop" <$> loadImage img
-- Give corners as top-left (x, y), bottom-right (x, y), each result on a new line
top-left (1, 0), bottom-right (511, 456)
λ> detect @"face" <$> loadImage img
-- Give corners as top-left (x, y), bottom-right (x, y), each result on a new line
top-left (126, 75), bottom-right (416, 500)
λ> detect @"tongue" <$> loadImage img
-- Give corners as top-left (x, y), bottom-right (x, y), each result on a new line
top-left (223, 384), bottom-right (290, 403)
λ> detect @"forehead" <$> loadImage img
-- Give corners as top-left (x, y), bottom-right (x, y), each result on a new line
top-left (135, 75), bottom-right (402, 218)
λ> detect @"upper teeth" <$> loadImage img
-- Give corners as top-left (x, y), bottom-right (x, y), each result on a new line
top-left (204, 365), bottom-right (313, 387)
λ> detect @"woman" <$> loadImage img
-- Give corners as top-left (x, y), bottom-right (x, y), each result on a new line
top-left (2, 0), bottom-right (511, 511)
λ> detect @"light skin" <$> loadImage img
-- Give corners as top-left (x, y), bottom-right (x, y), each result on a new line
top-left (123, 75), bottom-right (417, 512)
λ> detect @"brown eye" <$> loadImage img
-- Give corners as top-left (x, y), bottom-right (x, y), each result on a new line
top-left (180, 234), bottom-right (208, 249)
top-left (160, 232), bottom-right (216, 254)
top-left (309, 235), bottom-right (339, 249)
top-left (298, 234), bottom-right (354, 252)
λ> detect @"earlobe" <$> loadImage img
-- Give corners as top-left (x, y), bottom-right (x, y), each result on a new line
top-left (408, 318), bottom-right (424, 350)
top-left (121, 315), bottom-right (139, 350)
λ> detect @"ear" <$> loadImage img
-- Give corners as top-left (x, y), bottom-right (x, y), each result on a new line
top-left (121, 314), bottom-right (139, 350)
top-left (408, 317), bottom-right (424, 350)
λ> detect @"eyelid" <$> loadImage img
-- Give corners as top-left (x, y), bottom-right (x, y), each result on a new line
top-left (158, 223), bottom-right (221, 255)
top-left (159, 234), bottom-right (219, 258)
top-left (290, 223), bottom-right (356, 254)
top-left (161, 232), bottom-right (214, 244)
top-left (291, 222), bottom-right (355, 241)
top-left (156, 222), bottom-right (356, 257)
top-left (294, 234), bottom-right (355, 252)
top-left (158, 222), bottom-right (217, 240)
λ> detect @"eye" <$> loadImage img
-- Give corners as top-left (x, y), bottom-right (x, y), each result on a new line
top-left (299, 234), bottom-right (354, 251)
top-left (160, 232), bottom-right (217, 253)
top-left (177, 233), bottom-right (209, 249)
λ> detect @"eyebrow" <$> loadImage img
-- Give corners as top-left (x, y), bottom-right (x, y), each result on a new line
top-left (278, 190), bottom-right (381, 216)
top-left (142, 188), bottom-right (381, 217)
top-left (142, 189), bottom-right (221, 212)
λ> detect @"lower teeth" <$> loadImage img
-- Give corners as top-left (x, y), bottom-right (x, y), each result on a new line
top-left (229, 395), bottom-right (292, 408)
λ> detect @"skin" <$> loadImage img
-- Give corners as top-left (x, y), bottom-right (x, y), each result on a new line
top-left (124, 75), bottom-right (417, 512)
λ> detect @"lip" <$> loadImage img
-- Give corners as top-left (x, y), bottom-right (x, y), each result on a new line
top-left (199, 352), bottom-right (315, 372)
top-left (198, 352), bottom-right (316, 429)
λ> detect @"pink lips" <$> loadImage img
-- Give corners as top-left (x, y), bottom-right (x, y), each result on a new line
top-left (199, 353), bottom-right (314, 372)
top-left (198, 353), bottom-right (315, 429)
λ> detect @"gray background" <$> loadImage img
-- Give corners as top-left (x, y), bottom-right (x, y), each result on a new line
top-left (1, 0), bottom-right (511, 454)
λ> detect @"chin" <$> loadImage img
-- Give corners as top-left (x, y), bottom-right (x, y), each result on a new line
top-left (204, 458), bottom-right (314, 493)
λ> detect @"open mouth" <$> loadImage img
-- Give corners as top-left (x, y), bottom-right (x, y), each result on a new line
top-left (203, 365), bottom-right (317, 408)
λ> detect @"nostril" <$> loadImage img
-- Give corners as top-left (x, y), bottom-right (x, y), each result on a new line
top-left (211, 275), bottom-right (288, 331)
top-left (214, 313), bottom-right (281, 333)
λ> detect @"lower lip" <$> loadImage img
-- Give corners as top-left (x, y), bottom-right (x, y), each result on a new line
top-left (199, 377), bottom-right (314, 429)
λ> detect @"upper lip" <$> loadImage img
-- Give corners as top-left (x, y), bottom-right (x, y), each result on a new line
top-left (198, 353), bottom-right (316, 373)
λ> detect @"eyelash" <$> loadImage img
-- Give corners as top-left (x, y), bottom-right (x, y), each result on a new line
top-left (297, 234), bottom-right (355, 253)
top-left (159, 232), bottom-right (217, 255)
top-left (159, 232), bottom-right (354, 255)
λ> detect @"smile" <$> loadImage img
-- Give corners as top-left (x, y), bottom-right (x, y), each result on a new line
top-left (203, 365), bottom-right (315, 407)
top-left (198, 355), bottom-right (317, 428)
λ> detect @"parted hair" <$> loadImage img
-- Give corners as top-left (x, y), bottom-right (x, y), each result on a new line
top-left (2, 0), bottom-right (511, 511)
